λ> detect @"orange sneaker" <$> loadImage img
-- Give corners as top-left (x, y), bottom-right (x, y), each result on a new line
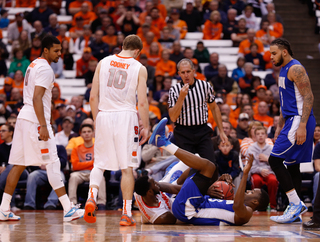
top-left (84, 198), bottom-right (97, 223)
top-left (119, 214), bottom-right (136, 226)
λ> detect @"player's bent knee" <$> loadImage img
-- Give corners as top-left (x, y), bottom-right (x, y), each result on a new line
top-left (46, 161), bottom-right (64, 190)
top-left (268, 155), bottom-right (284, 170)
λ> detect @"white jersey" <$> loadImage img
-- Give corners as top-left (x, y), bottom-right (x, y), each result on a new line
top-left (98, 54), bottom-right (142, 112)
top-left (18, 57), bottom-right (55, 124)
top-left (134, 192), bottom-right (173, 224)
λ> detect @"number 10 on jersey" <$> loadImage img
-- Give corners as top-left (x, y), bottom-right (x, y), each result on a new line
top-left (107, 68), bottom-right (128, 89)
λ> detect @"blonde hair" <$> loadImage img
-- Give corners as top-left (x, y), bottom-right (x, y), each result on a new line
top-left (248, 121), bottom-right (263, 138)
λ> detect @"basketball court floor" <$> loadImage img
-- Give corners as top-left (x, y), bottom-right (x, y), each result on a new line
top-left (1, 210), bottom-right (320, 241)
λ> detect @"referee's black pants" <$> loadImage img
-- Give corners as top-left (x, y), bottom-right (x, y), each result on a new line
top-left (174, 124), bottom-right (215, 164)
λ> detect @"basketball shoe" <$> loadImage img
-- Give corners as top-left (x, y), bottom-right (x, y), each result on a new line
top-left (270, 201), bottom-right (307, 223)
top-left (63, 203), bottom-right (84, 222)
top-left (84, 197), bottom-right (97, 223)
top-left (119, 214), bottom-right (136, 226)
top-left (148, 118), bottom-right (171, 148)
top-left (0, 208), bottom-right (20, 221)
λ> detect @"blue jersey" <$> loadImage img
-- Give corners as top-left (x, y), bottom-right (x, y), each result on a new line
top-left (278, 59), bottom-right (313, 119)
top-left (172, 176), bottom-right (236, 225)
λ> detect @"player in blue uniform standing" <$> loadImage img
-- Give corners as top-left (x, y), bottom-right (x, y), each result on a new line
top-left (267, 38), bottom-right (316, 224)
top-left (135, 118), bottom-right (269, 225)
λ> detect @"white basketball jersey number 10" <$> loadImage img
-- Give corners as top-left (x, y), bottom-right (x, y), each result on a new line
top-left (107, 68), bottom-right (128, 89)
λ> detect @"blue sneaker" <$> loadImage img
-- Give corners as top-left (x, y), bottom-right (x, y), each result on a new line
top-left (63, 203), bottom-right (84, 222)
top-left (148, 118), bottom-right (171, 147)
top-left (0, 209), bottom-right (20, 221)
top-left (270, 202), bottom-right (307, 224)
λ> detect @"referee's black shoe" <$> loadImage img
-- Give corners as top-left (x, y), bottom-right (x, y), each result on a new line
top-left (303, 220), bottom-right (320, 230)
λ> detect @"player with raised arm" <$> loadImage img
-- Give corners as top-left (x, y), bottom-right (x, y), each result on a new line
top-left (268, 38), bottom-right (316, 224)
top-left (134, 118), bottom-right (269, 225)
top-left (0, 35), bottom-right (84, 222)
top-left (84, 35), bottom-right (150, 226)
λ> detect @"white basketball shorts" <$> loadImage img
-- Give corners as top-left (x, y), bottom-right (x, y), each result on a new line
top-left (9, 118), bottom-right (59, 166)
top-left (94, 111), bottom-right (140, 170)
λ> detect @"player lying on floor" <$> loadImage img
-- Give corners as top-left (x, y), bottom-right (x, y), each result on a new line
top-left (134, 118), bottom-right (269, 225)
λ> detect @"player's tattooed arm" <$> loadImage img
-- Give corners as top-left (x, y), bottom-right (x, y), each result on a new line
top-left (290, 65), bottom-right (314, 124)
top-left (156, 181), bottom-right (181, 195)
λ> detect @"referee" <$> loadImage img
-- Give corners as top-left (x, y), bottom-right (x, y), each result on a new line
top-left (168, 58), bottom-right (227, 179)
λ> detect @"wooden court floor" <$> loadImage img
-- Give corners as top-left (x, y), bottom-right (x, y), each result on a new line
top-left (1, 210), bottom-right (320, 242)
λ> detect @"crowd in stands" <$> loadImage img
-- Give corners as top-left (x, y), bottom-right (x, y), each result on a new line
top-left (0, 0), bottom-right (318, 212)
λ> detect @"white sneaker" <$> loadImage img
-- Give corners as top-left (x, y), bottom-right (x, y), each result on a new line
top-left (0, 209), bottom-right (20, 221)
top-left (63, 203), bottom-right (84, 222)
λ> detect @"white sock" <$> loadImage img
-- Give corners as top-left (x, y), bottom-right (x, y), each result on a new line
top-left (59, 194), bottom-right (71, 213)
top-left (287, 190), bottom-right (300, 205)
top-left (162, 143), bottom-right (178, 155)
top-left (88, 187), bottom-right (98, 201)
top-left (123, 200), bottom-right (132, 217)
top-left (0, 193), bottom-right (12, 211)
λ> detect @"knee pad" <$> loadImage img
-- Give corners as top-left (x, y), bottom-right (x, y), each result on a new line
top-left (46, 161), bottom-right (64, 190)
top-left (90, 167), bottom-right (104, 187)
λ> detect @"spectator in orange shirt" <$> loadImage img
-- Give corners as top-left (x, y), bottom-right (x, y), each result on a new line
top-left (12, 70), bottom-right (24, 95)
top-left (15, 0), bottom-right (36, 7)
top-left (256, 20), bottom-right (277, 46)
top-left (47, 0), bottom-right (62, 15)
top-left (151, 0), bottom-right (167, 20)
top-left (220, 103), bottom-right (238, 128)
top-left (252, 84), bottom-right (266, 108)
top-left (203, 10), bottom-right (223, 40)
top-left (52, 84), bottom-right (66, 106)
top-left (170, 8), bottom-right (188, 39)
top-left (137, 23), bottom-right (155, 43)
top-left (156, 49), bottom-right (177, 77)
top-left (57, 24), bottom-right (75, 54)
top-left (147, 42), bottom-right (161, 67)
top-left (0, 77), bottom-right (13, 101)
top-left (267, 12), bottom-right (283, 38)
top-left (137, 16), bottom-right (161, 40)
top-left (72, 2), bottom-right (97, 27)
top-left (23, 36), bottom-right (42, 62)
top-left (69, 16), bottom-right (85, 40)
top-left (76, 47), bottom-right (98, 78)
top-left (238, 29), bottom-right (264, 57)
top-left (141, 32), bottom-right (162, 56)
top-left (69, 124), bottom-right (106, 209)
top-left (102, 25), bottom-right (117, 52)
top-left (150, 7), bottom-right (166, 31)
top-left (139, 1), bottom-right (154, 23)
top-left (69, 0), bottom-right (93, 15)
top-left (253, 101), bottom-right (273, 128)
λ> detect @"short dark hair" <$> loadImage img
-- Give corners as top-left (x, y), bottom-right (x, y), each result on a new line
top-left (41, 35), bottom-right (60, 53)
top-left (2, 124), bottom-right (14, 134)
top-left (270, 38), bottom-right (294, 57)
top-left (134, 176), bottom-right (150, 196)
top-left (80, 123), bottom-right (94, 133)
top-left (256, 189), bottom-right (269, 211)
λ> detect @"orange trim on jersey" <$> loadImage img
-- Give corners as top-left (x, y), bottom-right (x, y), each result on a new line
top-left (132, 151), bottom-right (137, 156)
top-left (37, 57), bottom-right (50, 65)
top-left (115, 54), bottom-right (133, 59)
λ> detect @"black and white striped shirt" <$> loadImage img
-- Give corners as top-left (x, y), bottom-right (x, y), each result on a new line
top-left (168, 78), bottom-right (215, 126)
